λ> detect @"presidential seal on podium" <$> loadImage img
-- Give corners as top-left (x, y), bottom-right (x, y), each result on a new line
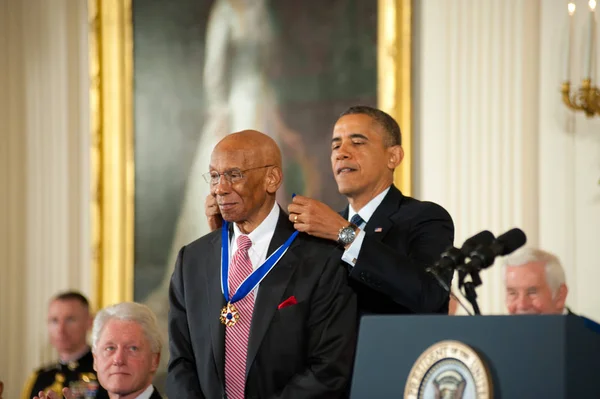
top-left (404, 340), bottom-right (493, 399)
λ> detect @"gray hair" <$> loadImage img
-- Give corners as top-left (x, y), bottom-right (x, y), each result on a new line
top-left (501, 247), bottom-right (566, 294)
top-left (92, 302), bottom-right (162, 354)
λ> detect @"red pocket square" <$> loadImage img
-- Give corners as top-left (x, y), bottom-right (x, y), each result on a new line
top-left (278, 296), bottom-right (298, 310)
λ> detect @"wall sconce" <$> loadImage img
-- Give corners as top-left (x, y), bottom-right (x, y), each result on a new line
top-left (562, 0), bottom-right (600, 117)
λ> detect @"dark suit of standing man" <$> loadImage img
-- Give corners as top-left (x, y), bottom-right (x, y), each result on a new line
top-left (167, 130), bottom-right (357, 399)
top-left (288, 106), bottom-right (454, 314)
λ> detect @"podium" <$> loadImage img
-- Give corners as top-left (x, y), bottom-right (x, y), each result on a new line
top-left (350, 315), bottom-right (600, 398)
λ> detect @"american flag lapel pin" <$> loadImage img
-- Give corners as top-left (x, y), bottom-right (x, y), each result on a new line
top-left (374, 227), bottom-right (383, 233)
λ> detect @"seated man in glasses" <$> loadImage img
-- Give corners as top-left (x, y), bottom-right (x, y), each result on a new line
top-left (166, 130), bottom-right (357, 399)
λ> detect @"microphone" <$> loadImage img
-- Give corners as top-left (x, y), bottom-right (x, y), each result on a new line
top-left (426, 230), bottom-right (495, 292)
top-left (428, 230), bottom-right (495, 273)
top-left (462, 228), bottom-right (527, 272)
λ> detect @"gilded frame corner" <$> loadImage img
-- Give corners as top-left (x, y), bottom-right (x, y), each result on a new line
top-left (89, 0), bottom-right (412, 306)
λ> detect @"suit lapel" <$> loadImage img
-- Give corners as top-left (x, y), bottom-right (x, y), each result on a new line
top-left (207, 230), bottom-right (227, 387)
top-left (343, 185), bottom-right (403, 242)
top-left (363, 186), bottom-right (403, 242)
top-left (246, 208), bottom-right (299, 377)
top-left (341, 207), bottom-right (349, 219)
top-left (150, 386), bottom-right (163, 399)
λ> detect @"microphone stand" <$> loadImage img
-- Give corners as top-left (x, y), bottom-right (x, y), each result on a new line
top-left (426, 267), bottom-right (474, 316)
top-left (463, 281), bottom-right (481, 315)
top-left (426, 267), bottom-right (451, 292)
top-left (458, 268), bottom-right (483, 315)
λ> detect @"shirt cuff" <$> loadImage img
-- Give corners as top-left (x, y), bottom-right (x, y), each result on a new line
top-left (341, 229), bottom-right (365, 267)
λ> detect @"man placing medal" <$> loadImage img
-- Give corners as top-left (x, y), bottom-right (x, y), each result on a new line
top-left (167, 130), bottom-right (357, 399)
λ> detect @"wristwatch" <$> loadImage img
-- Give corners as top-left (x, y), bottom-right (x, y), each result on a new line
top-left (337, 223), bottom-right (359, 247)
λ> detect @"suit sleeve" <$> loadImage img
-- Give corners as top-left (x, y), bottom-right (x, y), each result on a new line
top-left (350, 202), bottom-right (454, 313)
top-left (270, 250), bottom-right (357, 399)
top-left (166, 246), bottom-right (206, 398)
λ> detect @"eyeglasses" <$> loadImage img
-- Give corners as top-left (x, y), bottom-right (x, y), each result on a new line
top-left (203, 165), bottom-right (274, 185)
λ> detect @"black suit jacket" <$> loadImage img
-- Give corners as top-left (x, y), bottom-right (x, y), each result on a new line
top-left (167, 208), bottom-right (357, 399)
top-left (149, 386), bottom-right (162, 399)
top-left (344, 185), bottom-right (454, 314)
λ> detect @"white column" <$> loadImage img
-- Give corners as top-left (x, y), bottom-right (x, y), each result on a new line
top-left (0, 1), bottom-right (90, 397)
top-left (415, 0), bottom-right (541, 315)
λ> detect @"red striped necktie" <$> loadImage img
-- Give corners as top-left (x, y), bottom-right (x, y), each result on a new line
top-left (224, 234), bottom-right (254, 399)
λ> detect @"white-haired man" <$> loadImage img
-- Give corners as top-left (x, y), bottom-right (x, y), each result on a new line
top-left (34, 302), bottom-right (163, 399)
top-left (503, 248), bottom-right (571, 315)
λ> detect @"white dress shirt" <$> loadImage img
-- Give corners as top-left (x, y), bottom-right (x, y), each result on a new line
top-left (230, 202), bottom-right (279, 296)
top-left (134, 385), bottom-right (155, 399)
top-left (342, 186), bottom-right (391, 267)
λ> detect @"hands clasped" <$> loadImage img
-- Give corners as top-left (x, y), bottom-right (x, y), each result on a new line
top-left (33, 388), bottom-right (74, 399)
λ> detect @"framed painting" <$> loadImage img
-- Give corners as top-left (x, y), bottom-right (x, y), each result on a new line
top-left (89, 0), bottom-right (411, 386)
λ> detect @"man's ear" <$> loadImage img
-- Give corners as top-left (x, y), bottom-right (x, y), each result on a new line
top-left (265, 166), bottom-right (283, 194)
top-left (555, 283), bottom-right (568, 311)
top-left (150, 352), bottom-right (161, 373)
top-left (93, 352), bottom-right (98, 372)
top-left (387, 145), bottom-right (404, 170)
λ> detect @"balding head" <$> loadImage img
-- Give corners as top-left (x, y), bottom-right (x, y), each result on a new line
top-left (215, 130), bottom-right (282, 170)
top-left (209, 130), bottom-right (283, 233)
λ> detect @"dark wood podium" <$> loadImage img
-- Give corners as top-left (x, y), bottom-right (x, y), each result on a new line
top-left (350, 314), bottom-right (600, 398)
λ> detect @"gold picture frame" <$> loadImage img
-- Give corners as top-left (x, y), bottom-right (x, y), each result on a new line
top-left (89, 0), bottom-right (412, 308)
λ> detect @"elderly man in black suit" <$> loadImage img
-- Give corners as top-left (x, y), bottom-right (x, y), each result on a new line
top-left (168, 130), bottom-right (357, 399)
top-left (287, 106), bottom-right (454, 315)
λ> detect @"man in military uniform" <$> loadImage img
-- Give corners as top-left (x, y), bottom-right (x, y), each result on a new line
top-left (22, 291), bottom-right (108, 399)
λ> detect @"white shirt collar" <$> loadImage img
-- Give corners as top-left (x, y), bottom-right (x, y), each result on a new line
top-left (348, 186), bottom-right (391, 225)
top-left (231, 202), bottom-right (279, 270)
top-left (233, 201), bottom-right (279, 247)
top-left (133, 385), bottom-right (154, 399)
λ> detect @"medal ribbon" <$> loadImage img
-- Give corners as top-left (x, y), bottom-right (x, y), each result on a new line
top-left (221, 220), bottom-right (298, 303)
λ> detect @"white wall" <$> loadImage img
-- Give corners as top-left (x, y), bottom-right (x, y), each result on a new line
top-left (0, 1), bottom-right (90, 397)
top-left (415, 0), bottom-right (600, 318)
top-left (538, 0), bottom-right (600, 319)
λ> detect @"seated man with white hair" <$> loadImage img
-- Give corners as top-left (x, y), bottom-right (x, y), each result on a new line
top-left (34, 302), bottom-right (163, 399)
top-left (503, 247), bottom-right (571, 315)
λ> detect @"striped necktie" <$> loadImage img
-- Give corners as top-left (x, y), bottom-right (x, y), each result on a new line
top-left (351, 213), bottom-right (365, 227)
top-left (224, 235), bottom-right (254, 399)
